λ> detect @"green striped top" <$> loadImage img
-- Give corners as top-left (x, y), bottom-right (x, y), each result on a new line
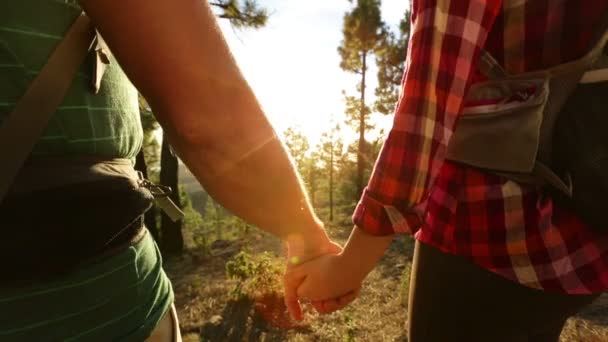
top-left (0, 0), bottom-right (142, 158)
top-left (0, 231), bottom-right (174, 341)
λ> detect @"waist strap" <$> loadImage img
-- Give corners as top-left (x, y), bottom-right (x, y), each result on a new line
top-left (9, 156), bottom-right (184, 222)
top-left (0, 156), bottom-right (183, 283)
top-left (10, 157), bottom-right (137, 194)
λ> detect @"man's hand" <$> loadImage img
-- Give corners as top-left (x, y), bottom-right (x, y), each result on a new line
top-left (282, 227), bottom-right (346, 321)
top-left (284, 251), bottom-right (362, 320)
top-left (284, 225), bottom-right (396, 320)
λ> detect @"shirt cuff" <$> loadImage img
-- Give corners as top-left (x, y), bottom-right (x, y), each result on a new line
top-left (352, 189), bottom-right (425, 236)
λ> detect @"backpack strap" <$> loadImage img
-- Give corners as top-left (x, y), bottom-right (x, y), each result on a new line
top-left (0, 13), bottom-right (96, 203)
top-left (92, 32), bottom-right (111, 94)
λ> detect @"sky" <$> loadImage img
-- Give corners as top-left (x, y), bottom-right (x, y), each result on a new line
top-left (217, 0), bottom-right (410, 147)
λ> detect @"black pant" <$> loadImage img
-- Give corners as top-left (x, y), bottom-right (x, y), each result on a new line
top-left (408, 241), bottom-right (600, 342)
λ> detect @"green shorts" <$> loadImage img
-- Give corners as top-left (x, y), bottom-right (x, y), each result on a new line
top-left (0, 229), bottom-right (173, 341)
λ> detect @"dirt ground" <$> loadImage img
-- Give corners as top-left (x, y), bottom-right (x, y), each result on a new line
top-left (164, 227), bottom-right (608, 342)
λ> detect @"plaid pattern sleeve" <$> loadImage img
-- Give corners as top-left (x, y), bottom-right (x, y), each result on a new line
top-left (353, 0), bottom-right (502, 236)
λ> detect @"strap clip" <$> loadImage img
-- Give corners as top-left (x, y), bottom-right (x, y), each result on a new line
top-left (138, 173), bottom-right (185, 222)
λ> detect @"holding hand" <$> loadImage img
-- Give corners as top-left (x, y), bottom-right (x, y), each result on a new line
top-left (284, 226), bottom-right (395, 320)
top-left (286, 252), bottom-right (363, 318)
top-left (282, 226), bottom-right (346, 320)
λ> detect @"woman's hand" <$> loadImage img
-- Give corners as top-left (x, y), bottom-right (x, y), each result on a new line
top-left (284, 225), bottom-right (395, 320)
top-left (287, 251), bottom-right (363, 318)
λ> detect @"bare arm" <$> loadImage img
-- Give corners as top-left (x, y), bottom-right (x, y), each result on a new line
top-left (79, 0), bottom-right (329, 250)
top-left (338, 226), bottom-right (395, 282)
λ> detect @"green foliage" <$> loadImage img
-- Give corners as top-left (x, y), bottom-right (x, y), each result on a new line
top-left (225, 215), bottom-right (255, 237)
top-left (196, 196), bottom-right (255, 242)
top-left (336, 154), bottom-right (360, 202)
top-left (179, 184), bottom-right (192, 208)
top-left (282, 126), bottom-right (321, 207)
top-left (283, 123), bottom-right (358, 212)
top-left (343, 93), bottom-right (373, 131)
top-left (184, 204), bottom-right (210, 254)
top-left (210, 0), bottom-right (269, 29)
top-left (282, 124), bottom-right (365, 210)
top-left (375, 10), bottom-right (411, 114)
top-left (343, 313), bottom-right (358, 342)
top-left (138, 96), bottom-right (161, 182)
top-left (139, 96), bottom-right (159, 134)
top-left (283, 126), bottom-right (310, 170)
top-left (338, 0), bottom-right (387, 73)
top-left (318, 122), bottom-right (345, 220)
top-left (180, 187), bottom-right (203, 234)
top-left (225, 251), bottom-right (283, 299)
top-left (302, 153), bottom-right (322, 208)
top-left (179, 188), bottom-right (258, 255)
top-left (318, 124), bottom-right (344, 175)
top-left (201, 198), bottom-right (225, 240)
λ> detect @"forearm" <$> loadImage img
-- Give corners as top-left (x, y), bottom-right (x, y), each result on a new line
top-left (339, 226), bottom-right (394, 282)
top-left (154, 30), bottom-right (326, 243)
top-left (292, 226), bottom-right (394, 304)
top-left (170, 131), bottom-right (326, 243)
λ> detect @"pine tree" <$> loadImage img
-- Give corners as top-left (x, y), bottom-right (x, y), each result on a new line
top-left (319, 123), bottom-right (344, 221)
top-left (282, 126), bottom-right (321, 207)
top-left (304, 152), bottom-right (321, 209)
top-left (210, 0), bottom-right (269, 29)
top-left (338, 0), bottom-right (386, 196)
top-left (283, 126), bottom-right (310, 172)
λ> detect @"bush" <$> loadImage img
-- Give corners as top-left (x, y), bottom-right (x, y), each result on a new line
top-left (225, 251), bottom-right (283, 299)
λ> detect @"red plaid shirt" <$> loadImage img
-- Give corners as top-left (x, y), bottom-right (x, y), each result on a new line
top-left (353, 0), bottom-right (608, 294)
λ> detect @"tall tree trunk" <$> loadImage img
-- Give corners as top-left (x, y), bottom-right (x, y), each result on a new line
top-left (357, 51), bottom-right (368, 197)
top-left (329, 134), bottom-right (334, 222)
top-left (134, 149), bottom-right (159, 242)
top-left (160, 133), bottom-right (184, 254)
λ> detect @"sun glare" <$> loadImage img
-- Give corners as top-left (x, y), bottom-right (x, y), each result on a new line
top-left (216, 0), bottom-right (406, 150)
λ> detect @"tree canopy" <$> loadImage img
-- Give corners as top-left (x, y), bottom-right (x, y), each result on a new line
top-left (338, 0), bottom-right (386, 73)
top-left (210, 0), bottom-right (269, 29)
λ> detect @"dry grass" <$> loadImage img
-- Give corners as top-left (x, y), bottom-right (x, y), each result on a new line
top-left (164, 223), bottom-right (608, 342)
